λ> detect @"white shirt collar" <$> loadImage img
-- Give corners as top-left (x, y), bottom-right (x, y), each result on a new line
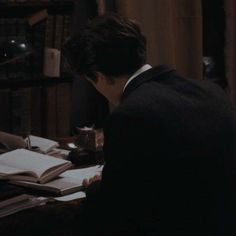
top-left (123, 64), bottom-right (152, 92)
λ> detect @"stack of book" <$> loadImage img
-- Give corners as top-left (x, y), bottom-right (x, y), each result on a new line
top-left (0, 146), bottom-right (103, 218)
top-left (0, 147), bottom-right (103, 196)
top-left (0, 194), bottom-right (48, 218)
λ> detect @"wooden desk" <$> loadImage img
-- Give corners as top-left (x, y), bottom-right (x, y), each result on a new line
top-left (0, 138), bottom-right (104, 236)
top-left (0, 198), bottom-right (86, 236)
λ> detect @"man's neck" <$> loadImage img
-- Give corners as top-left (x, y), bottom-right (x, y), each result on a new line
top-left (101, 64), bottom-right (152, 106)
top-left (123, 64), bottom-right (152, 92)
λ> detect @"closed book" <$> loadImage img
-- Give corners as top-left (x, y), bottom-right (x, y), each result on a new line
top-left (0, 89), bottom-right (11, 133)
top-left (54, 15), bottom-right (63, 50)
top-left (27, 9), bottom-right (48, 26)
top-left (43, 85), bottom-right (57, 138)
top-left (43, 48), bottom-right (61, 77)
top-left (44, 15), bottom-right (54, 48)
top-left (11, 88), bottom-right (31, 137)
top-left (30, 87), bottom-right (42, 136)
top-left (0, 194), bottom-right (48, 218)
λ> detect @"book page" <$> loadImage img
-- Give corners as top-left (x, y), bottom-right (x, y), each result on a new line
top-left (0, 195), bottom-right (48, 218)
top-left (54, 191), bottom-right (86, 201)
top-left (60, 165), bottom-right (104, 180)
top-left (0, 165), bottom-right (36, 178)
top-left (0, 149), bottom-right (71, 180)
top-left (26, 135), bottom-right (59, 153)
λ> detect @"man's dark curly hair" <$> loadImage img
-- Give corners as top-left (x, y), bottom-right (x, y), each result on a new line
top-left (63, 13), bottom-right (147, 81)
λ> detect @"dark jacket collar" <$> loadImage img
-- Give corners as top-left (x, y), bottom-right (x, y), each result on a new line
top-left (121, 64), bottom-right (175, 102)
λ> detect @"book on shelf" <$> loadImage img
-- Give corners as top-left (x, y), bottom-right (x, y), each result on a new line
top-left (56, 83), bottom-right (72, 137)
top-left (30, 87), bottom-right (42, 136)
top-left (0, 149), bottom-right (72, 184)
top-left (11, 88), bottom-right (31, 137)
top-left (43, 48), bottom-right (61, 77)
top-left (11, 165), bottom-right (104, 196)
top-left (27, 9), bottom-right (48, 27)
top-left (0, 89), bottom-right (11, 133)
top-left (44, 15), bottom-right (54, 48)
top-left (43, 85), bottom-right (57, 138)
top-left (54, 14), bottom-right (64, 50)
top-left (0, 182), bottom-right (25, 202)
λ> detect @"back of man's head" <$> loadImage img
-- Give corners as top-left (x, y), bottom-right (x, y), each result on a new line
top-left (64, 13), bottom-right (147, 81)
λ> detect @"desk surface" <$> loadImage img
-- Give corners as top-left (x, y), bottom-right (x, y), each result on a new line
top-left (0, 198), bottom-right (85, 236)
top-left (0, 137), bottom-right (104, 236)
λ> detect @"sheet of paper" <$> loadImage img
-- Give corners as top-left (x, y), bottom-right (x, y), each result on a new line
top-left (26, 135), bottom-right (59, 153)
top-left (60, 165), bottom-right (104, 180)
top-left (54, 191), bottom-right (86, 201)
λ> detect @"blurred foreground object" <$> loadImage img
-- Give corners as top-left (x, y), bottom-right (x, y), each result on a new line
top-left (0, 131), bottom-right (26, 153)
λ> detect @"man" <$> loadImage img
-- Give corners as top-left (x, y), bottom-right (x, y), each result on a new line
top-left (64, 13), bottom-right (236, 235)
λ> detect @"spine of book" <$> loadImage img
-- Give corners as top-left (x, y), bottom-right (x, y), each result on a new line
top-left (96, 0), bottom-right (106, 15)
top-left (0, 20), bottom-right (8, 80)
top-left (5, 18), bottom-right (17, 40)
top-left (0, 89), bottom-right (11, 133)
top-left (56, 83), bottom-right (72, 137)
top-left (43, 48), bottom-right (61, 77)
top-left (27, 9), bottom-right (48, 27)
top-left (44, 15), bottom-right (55, 49)
top-left (0, 19), bottom-right (6, 43)
top-left (11, 88), bottom-right (31, 137)
top-left (30, 86), bottom-right (42, 136)
top-left (42, 85), bottom-right (57, 139)
top-left (30, 19), bottom-right (46, 78)
top-left (54, 14), bottom-right (64, 50)
top-left (61, 14), bottom-right (72, 74)
top-left (16, 18), bottom-right (27, 41)
top-left (53, 14), bottom-right (64, 75)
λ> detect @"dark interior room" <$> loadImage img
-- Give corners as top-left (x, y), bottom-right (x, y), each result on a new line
top-left (0, 0), bottom-right (236, 235)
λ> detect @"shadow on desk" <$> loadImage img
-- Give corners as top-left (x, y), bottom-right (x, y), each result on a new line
top-left (0, 198), bottom-right (86, 236)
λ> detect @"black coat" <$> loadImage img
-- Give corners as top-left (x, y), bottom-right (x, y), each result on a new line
top-left (82, 65), bottom-right (236, 235)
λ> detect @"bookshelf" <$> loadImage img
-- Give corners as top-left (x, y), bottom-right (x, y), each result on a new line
top-left (0, 0), bottom-right (75, 139)
top-left (0, 2), bottom-right (74, 17)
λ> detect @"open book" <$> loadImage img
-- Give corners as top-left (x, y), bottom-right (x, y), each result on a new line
top-left (25, 135), bottom-right (59, 154)
top-left (10, 165), bottom-right (103, 196)
top-left (0, 149), bottom-right (72, 184)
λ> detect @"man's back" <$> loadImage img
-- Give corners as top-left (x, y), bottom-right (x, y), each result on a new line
top-left (100, 66), bottom-right (236, 235)
top-left (64, 13), bottom-right (236, 235)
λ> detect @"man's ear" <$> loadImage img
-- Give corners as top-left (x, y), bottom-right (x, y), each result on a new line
top-left (96, 72), bottom-right (115, 85)
top-left (96, 72), bottom-right (107, 82)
